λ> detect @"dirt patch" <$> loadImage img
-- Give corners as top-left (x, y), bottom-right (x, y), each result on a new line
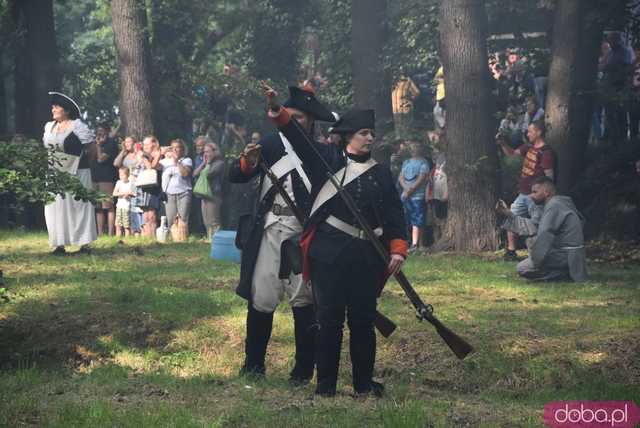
top-left (0, 309), bottom-right (177, 370)
top-left (586, 240), bottom-right (640, 264)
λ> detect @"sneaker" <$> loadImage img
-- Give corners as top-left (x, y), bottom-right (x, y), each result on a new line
top-left (503, 249), bottom-right (518, 261)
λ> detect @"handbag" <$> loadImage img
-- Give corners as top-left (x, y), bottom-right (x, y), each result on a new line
top-left (170, 215), bottom-right (188, 242)
top-left (193, 165), bottom-right (214, 200)
top-left (136, 168), bottom-right (159, 189)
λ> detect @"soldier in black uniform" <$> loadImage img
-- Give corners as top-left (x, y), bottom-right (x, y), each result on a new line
top-left (259, 83), bottom-right (408, 397)
top-left (228, 84), bottom-right (335, 383)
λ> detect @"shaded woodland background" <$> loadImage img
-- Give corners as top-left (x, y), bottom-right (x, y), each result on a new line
top-left (1, 0), bottom-right (640, 251)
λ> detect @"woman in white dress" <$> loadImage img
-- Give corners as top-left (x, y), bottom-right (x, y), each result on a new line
top-left (43, 92), bottom-right (97, 255)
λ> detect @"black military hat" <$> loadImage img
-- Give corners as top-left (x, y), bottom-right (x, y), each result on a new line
top-left (329, 109), bottom-right (375, 134)
top-left (283, 84), bottom-right (335, 122)
top-left (49, 91), bottom-right (81, 120)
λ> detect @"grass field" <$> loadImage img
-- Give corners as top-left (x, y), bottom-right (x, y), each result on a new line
top-left (1, 231), bottom-right (639, 427)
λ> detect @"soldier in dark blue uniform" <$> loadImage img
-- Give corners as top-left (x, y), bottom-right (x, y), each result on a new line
top-left (228, 84), bottom-right (335, 383)
top-left (260, 84), bottom-right (408, 397)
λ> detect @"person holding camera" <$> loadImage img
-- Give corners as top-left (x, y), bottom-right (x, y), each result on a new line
top-left (137, 136), bottom-right (162, 237)
top-left (496, 120), bottom-right (554, 261)
top-left (91, 122), bottom-right (119, 237)
top-left (160, 139), bottom-right (193, 229)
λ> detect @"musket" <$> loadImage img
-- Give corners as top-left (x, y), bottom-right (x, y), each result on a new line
top-left (286, 118), bottom-right (474, 360)
top-left (256, 159), bottom-right (397, 338)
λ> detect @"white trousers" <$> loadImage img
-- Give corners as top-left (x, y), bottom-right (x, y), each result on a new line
top-left (251, 221), bottom-right (312, 313)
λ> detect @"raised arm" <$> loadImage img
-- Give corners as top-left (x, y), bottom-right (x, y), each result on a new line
top-left (178, 158), bottom-right (192, 177)
top-left (113, 148), bottom-right (128, 168)
top-left (496, 136), bottom-right (520, 157)
top-left (228, 143), bottom-right (261, 183)
top-left (261, 81), bottom-right (336, 180)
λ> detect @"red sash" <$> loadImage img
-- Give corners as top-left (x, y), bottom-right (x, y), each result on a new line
top-left (300, 224), bottom-right (318, 282)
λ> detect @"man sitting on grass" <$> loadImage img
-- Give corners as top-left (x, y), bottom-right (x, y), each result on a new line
top-left (496, 176), bottom-right (587, 282)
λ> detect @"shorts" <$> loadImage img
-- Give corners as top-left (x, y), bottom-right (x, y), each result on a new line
top-left (95, 182), bottom-right (115, 209)
top-left (403, 198), bottom-right (426, 227)
top-left (510, 193), bottom-right (542, 223)
top-left (130, 209), bottom-right (144, 233)
top-left (116, 208), bottom-right (130, 228)
top-left (137, 192), bottom-right (160, 210)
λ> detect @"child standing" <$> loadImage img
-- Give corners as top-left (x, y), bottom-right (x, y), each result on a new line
top-left (113, 167), bottom-right (134, 237)
top-left (399, 142), bottom-right (430, 250)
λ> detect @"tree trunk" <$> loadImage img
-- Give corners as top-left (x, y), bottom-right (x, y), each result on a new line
top-left (111, 0), bottom-right (155, 139)
top-left (436, 0), bottom-right (499, 251)
top-left (11, 0), bottom-right (61, 138)
top-left (351, 0), bottom-right (393, 133)
top-left (0, 56), bottom-right (7, 137)
top-left (545, 0), bottom-right (602, 194)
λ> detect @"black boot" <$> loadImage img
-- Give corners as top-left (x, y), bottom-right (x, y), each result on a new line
top-left (289, 305), bottom-right (317, 385)
top-left (350, 321), bottom-right (380, 396)
top-left (239, 304), bottom-right (273, 378)
top-left (315, 325), bottom-right (343, 397)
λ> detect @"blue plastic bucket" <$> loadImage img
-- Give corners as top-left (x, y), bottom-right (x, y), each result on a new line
top-left (210, 230), bottom-right (241, 263)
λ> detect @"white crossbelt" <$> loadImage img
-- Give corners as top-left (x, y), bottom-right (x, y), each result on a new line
top-left (325, 215), bottom-right (382, 240)
top-left (280, 132), bottom-right (311, 193)
top-left (259, 133), bottom-right (312, 202)
top-left (310, 158), bottom-right (377, 217)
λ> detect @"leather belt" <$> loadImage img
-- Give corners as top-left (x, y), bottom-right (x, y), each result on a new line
top-left (560, 245), bottom-right (584, 250)
top-left (325, 215), bottom-right (382, 240)
top-left (271, 203), bottom-right (295, 217)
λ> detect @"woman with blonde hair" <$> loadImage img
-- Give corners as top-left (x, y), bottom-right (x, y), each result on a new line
top-left (135, 135), bottom-right (162, 237)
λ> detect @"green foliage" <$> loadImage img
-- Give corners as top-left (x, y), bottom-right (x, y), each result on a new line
top-left (386, 0), bottom-right (440, 78)
top-left (312, 0), bottom-right (353, 110)
top-left (55, 0), bottom-right (118, 127)
top-left (0, 139), bottom-right (106, 205)
top-left (0, 287), bottom-right (8, 303)
top-left (245, 0), bottom-right (309, 85)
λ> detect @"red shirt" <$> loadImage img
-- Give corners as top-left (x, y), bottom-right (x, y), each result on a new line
top-left (515, 143), bottom-right (554, 194)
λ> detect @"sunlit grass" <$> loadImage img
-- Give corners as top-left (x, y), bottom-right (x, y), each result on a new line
top-left (0, 230), bottom-right (638, 427)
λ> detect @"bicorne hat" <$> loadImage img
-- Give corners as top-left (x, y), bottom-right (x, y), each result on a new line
top-left (283, 84), bottom-right (336, 122)
top-left (49, 91), bottom-right (81, 120)
top-left (329, 109), bottom-right (375, 134)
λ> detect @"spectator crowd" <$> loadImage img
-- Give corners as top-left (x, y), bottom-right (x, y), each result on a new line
top-left (86, 125), bottom-right (227, 243)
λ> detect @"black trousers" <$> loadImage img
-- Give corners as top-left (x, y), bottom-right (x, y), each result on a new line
top-left (310, 238), bottom-right (384, 393)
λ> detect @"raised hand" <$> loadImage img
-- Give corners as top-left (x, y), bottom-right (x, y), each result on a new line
top-left (242, 142), bottom-right (261, 167)
top-left (260, 80), bottom-right (279, 110)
